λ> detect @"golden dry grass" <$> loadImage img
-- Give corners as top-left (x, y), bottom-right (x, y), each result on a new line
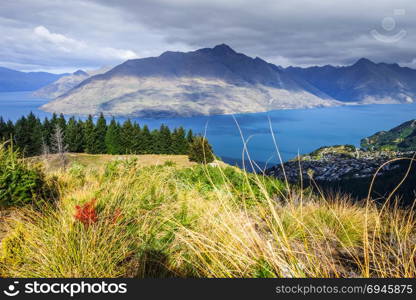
top-left (34, 153), bottom-right (197, 171)
top-left (0, 154), bottom-right (415, 278)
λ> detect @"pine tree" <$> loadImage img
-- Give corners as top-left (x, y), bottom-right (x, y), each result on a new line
top-left (0, 118), bottom-right (14, 142)
top-left (105, 118), bottom-right (122, 154)
top-left (49, 112), bottom-right (57, 125)
top-left (13, 116), bottom-right (29, 155)
top-left (25, 112), bottom-right (43, 156)
top-left (57, 113), bottom-right (67, 132)
top-left (3, 112), bottom-right (202, 158)
top-left (95, 113), bottom-right (107, 154)
top-left (186, 129), bottom-right (194, 143)
top-left (14, 113), bottom-right (43, 156)
top-left (76, 119), bottom-right (85, 152)
top-left (42, 117), bottom-right (52, 147)
top-left (159, 124), bottom-right (172, 154)
top-left (141, 125), bottom-right (152, 154)
top-left (151, 129), bottom-right (162, 154)
top-left (188, 136), bottom-right (215, 164)
top-left (172, 127), bottom-right (188, 154)
top-left (83, 115), bottom-right (97, 154)
top-left (120, 119), bottom-right (135, 153)
top-left (5, 120), bottom-right (14, 140)
top-left (0, 117), bottom-right (6, 141)
top-left (65, 117), bottom-right (84, 152)
top-left (131, 122), bottom-right (142, 154)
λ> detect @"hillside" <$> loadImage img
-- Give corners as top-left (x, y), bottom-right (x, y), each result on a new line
top-left (266, 145), bottom-right (416, 205)
top-left (0, 67), bottom-right (66, 92)
top-left (1, 147), bottom-right (415, 278)
top-left (361, 119), bottom-right (416, 151)
top-left (32, 70), bottom-right (89, 99)
top-left (41, 44), bottom-right (339, 117)
top-left (266, 121), bottom-right (416, 205)
top-left (33, 67), bottom-right (111, 99)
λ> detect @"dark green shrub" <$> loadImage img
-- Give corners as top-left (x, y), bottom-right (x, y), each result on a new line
top-left (0, 143), bottom-right (55, 207)
top-left (188, 136), bottom-right (214, 164)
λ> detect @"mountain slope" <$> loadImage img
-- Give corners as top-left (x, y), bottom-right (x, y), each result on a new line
top-left (286, 59), bottom-right (416, 103)
top-left (266, 144), bottom-right (416, 206)
top-left (361, 119), bottom-right (416, 151)
top-left (33, 67), bottom-right (110, 99)
top-left (0, 67), bottom-right (66, 92)
top-left (41, 44), bottom-right (339, 117)
top-left (32, 70), bottom-right (89, 98)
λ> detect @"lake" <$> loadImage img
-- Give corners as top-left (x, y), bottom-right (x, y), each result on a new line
top-left (1, 91), bottom-right (416, 169)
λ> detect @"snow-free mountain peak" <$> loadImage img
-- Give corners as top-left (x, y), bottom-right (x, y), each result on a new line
top-left (353, 57), bottom-right (376, 67)
top-left (41, 44), bottom-right (337, 117)
top-left (73, 70), bottom-right (89, 76)
top-left (40, 44), bottom-right (416, 117)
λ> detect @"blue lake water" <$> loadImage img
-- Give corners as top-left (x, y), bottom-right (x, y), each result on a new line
top-left (1, 91), bottom-right (416, 168)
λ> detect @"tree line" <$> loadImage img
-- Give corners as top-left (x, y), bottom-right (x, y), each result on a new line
top-left (0, 112), bottom-right (196, 157)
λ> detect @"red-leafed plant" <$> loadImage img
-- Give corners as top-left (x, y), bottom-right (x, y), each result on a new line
top-left (74, 199), bottom-right (98, 226)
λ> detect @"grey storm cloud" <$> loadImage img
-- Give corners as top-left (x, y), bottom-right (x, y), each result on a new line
top-left (1, 0), bottom-right (416, 72)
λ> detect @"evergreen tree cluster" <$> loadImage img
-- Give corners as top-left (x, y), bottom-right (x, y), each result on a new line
top-left (0, 113), bottom-right (196, 157)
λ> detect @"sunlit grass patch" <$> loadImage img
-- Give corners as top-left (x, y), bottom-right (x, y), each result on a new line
top-left (0, 150), bottom-right (415, 278)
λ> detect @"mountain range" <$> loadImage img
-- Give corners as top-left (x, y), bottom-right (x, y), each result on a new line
top-left (41, 44), bottom-right (338, 117)
top-left (2, 44), bottom-right (416, 117)
top-left (286, 58), bottom-right (416, 103)
top-left (0, 67), bottom-right (66, 92)
top-left (33, 67), bottom-right (111, 99)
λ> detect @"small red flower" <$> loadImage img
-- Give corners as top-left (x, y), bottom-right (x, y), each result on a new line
top-left (74, 198), bottom-right (98, 226)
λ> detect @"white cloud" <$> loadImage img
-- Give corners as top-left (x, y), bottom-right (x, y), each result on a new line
top-left (100, 47), bottom-right (138, 60)
top-left (34, 25), bottom-right (86, 52)
top-left (33, 25), bottom-right (137, 60)
top-left (1, 0), bottom-right (416, 71)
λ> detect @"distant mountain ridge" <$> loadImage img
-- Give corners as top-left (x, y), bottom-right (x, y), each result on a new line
top-left (32, 70), bottom-right (89, 99)
top-left (0, 67), bottom-right (66, 92)
top-left (40, 44), bottom-right (339, 117)
top-left (40, 44), bottom-right (416, 117)
top-left (33, 67), bottom-right (111, 99)
top-left (286, 59), bottom-right (416, 103)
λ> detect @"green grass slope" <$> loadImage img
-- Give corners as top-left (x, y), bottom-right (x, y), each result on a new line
top-left (361, 119), bottom-right (416, 151)
top-left (0, 151), bottom-right (415, 278)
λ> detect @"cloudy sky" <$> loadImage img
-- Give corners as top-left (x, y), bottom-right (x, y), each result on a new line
top-left (1, 0), bottom-right (416, 73)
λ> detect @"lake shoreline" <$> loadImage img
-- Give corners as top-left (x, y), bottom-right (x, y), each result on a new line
top-left (2, 91), bottom-right (416, 167)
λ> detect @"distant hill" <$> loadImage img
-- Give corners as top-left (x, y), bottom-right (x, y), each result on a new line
top-left (361, 119), bottom-right (416, 151)
top-left (33, 67), bottom-right (110, 99)
top-left (0, 67), bottom-right (66, 92)
top-left (41, 44), bottom-right (339, 117)
top-left (286, 59), bottom-right (416, 103)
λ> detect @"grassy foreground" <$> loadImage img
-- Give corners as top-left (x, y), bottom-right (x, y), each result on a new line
top-left (0, 153), bottom-right (415, 278)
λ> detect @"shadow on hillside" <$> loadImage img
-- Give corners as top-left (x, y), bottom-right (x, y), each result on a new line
top-left (134, 249), bottom-right (195, 278)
